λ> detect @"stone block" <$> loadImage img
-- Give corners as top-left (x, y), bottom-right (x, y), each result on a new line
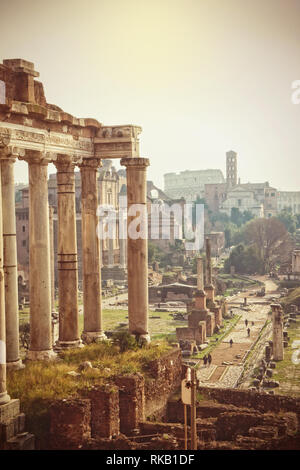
top-left (188, 310), bottom-right (207, 328)
top-left (0, 399), bottom-right (20, 424)
top-left (115, 374), bottom-right (145, 436)
top-left (49, 399), bottom-right (91, 449)
top-left (88, 386), bottom-right (119, 439)
top-left (17, 413), bottom-right (26, 433)
top-left (196, 321), bottom-right (206, 344)
top-left (248, 426), bottom-right (278, 439)
top-left (5, 433), bottom-right (35, 450)
top-left (210, 306), bottom-right (222, 327)
top-left (0, 416), bottom-right (18, 442)
top-left (176, 327), bottom-right (196, 342)
top-left (206, 313), bottom-right (215, 337)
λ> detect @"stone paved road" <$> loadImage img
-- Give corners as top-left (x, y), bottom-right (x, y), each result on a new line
top-left (197, 277), bottom-right (279, 388)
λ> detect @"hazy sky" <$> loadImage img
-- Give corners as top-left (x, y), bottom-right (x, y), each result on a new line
top-left (1, 0), bottom-right (300, 191)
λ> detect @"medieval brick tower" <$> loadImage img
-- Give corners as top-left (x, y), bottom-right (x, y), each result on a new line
top-left (226, 150), bottom-right (237, 187)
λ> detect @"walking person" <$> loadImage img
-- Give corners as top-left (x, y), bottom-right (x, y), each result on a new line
top-left (229, 338), bottom-right (233, 348)
top-left (208, 353), bottom-right (212, 367)
top-left (245, 319), bottom-right (248, 328)
top-left (247, 327), bottom-right (250, 337)
top-left (203, 355), bottom-right (208, 367)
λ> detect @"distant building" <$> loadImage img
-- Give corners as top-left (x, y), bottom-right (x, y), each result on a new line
top-left (277, 191), bottom-right (300, 215)
top-left (16, 160), bottom-right (127, 286)
top-left (240, 182), bottom-right (278, 218)
top-left (226, 150), bottom-right (238, 187)
top-left (147, 180), bottom-right (185, 251)
top-left (204, 152), bottom-right (278, 218)
top-left (219, 186), bottom-right (264, 218)
top-left (204, 183), bottom-right (228, 212)
top-left (164, 169), bottom-right (225, 201)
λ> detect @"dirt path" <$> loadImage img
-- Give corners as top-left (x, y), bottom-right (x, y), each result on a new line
top-left (196, 276), bottom-right (279, 388)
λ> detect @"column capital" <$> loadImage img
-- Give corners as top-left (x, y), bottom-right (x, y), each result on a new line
top-left (54, 153), bottom-right (79, 171)
top-left (120, 157), bottom-right (150, 169)
top-left (21, 149), bottom-right (53, 166)
top-left (0, 146), bottom-right (25, 162)
top-left (79, 157), bottom-right (102, 171)
top-left (271, 303), bottom-right (282, 311)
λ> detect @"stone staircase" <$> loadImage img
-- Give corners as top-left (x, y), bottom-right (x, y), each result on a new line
top-left (0, 399), bottom-right (34, 450)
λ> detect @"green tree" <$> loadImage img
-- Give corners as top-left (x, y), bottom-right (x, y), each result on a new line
top-left (224, 244), bottom-right (264, 275)
top-left (244, 217), bottom-right (293, 272)
top-left (276, 209), bottom-right (297, 234)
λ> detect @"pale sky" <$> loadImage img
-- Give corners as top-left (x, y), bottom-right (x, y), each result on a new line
top-left (1, 0), bottom-right (300, 191)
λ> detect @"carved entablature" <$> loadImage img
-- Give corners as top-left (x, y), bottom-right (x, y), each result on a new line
top-left (0, 127), bottom-right (12, 147)
top-left (0, 123), bottom-right (94, 162)
top-left (94, 125), bottom-right (142, 159)
top-left (0, 59), bottom-right (144, 164)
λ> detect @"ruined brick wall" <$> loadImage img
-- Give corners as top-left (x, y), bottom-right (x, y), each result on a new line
top-left (115, 374), bottom-right (145, 435)
top-left (35, 350), bottom-right (182, 449)
top-left (49, 399), bottom-right (91, 450)
top-left (88, 386), bottom-right (119, 439)
top-left (197, 387), bottom-right (300, 424)
top-left (144, 349), bottom-right (182, 420)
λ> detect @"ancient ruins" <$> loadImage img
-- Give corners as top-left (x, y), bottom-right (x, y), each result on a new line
top-left (0, 59), bottom-right (150, 404)
top-left (0, 58), bottom-right (299, 452)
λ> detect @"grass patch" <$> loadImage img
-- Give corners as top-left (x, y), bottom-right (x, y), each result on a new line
top-left (281, 287), bottom-right (300, 310)
top-left (271, 320), bottom-right (300, 398)
top-left (7, 340), bottom-right (172, 440)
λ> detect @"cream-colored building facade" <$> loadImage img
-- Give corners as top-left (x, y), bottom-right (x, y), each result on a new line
top-left (164, 169), bottom-right (225, 201)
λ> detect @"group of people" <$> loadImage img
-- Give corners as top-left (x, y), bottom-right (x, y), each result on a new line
top-left (228, 317), bottom-right (255, 347)
top-left (203, 353), bottom-right (212, 367)
top-left (245, 318), bottom-right (255, 337)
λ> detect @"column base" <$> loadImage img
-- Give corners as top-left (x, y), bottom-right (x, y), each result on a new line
top-left (54, 339), bottom-right (83, 350)
top-left (6, 359), bottom-right (25, 371)
top-left (0, 391), bottom-right (11, 405)
top-left (81, 331), bottom-right (107, 345)
top-left (136, 333), bottom-right (151, 345)
top-left (26, 349), bottom-right (57, 361)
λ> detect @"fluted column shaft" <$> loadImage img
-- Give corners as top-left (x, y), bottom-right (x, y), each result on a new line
top-left (55, 156), bottom-right (80, 348)
top-left (205, 237), bottom-right (212, 285)
top-left (0, 151), bottom-right (23, 368)
top-left (0, 162), bottom-right (10, 404)
top-left (197, 257), bottom-right (204, 290)
top-left (205, 237), bottom-right (215, 304)
top-left (26, 153), bottom-right (55, 360)
top-left (80, 158), bottom-right (105, 343)
top-left (121, 157), bottom-right (150, 340)
top-left (49, 206), bottom-right (55, 314)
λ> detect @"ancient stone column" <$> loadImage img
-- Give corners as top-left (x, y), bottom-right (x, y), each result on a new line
top-left (49, 206), bottom-right (56, 316)
top-left (120, 158), bottom-right (150, 341)
top-left (80, 158), bottom-right (105, 343)
top-left (119, 238), bottom-right (126, 269)
top-left (0, 147), bottom-right (23, 369)
top-left (119, 196), bottom-right (127, 269)
top-left (197, 256), bottom-right (204, 290)
top-left (55, 155), bottom-right (80, 348)
top-left (205, 237), bottom-right (215, 305)
top-left (25, 151), bottom-right (56, 360)
top-left (271, 304), bottom-right (284, 361)
top-left (194, 257), bottom-right (206, 311)
top-left (0, 162), bottom-right (10, 405)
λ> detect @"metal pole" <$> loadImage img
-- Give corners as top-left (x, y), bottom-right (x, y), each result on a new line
top-left (184, 403), bottom-right (188, 450)
top-left (190, 368), bottom-right (197, 450)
